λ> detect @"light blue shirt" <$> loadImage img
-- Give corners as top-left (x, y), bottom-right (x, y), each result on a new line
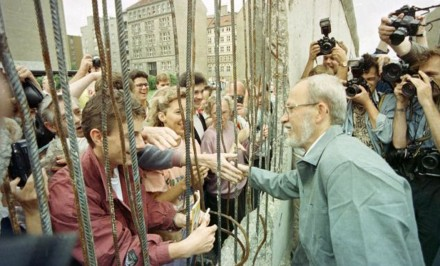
top-left (343, 93), bottom-right (396, 155)
top-left (250, 125), bottom-right (423, 265)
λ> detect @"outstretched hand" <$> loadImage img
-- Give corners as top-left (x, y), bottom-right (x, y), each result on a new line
top-left (198, 153), bottom-right (244, 184)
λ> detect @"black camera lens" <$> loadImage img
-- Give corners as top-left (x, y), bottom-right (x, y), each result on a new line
top-left (322, 42), bottom-right (333, 54)
top-left (421, 154), bottom-right (439, 170)
top-left (382, 63), bottom-right (402, 83)
top-left (390, 27), bottom-right (408, 46)
top-left (236, 95), bottom-right (244, 104)
top-left (346, 85), bottom-right (361, 97)
top-left (402, 81), bottom-right (416, 98)
top-left (92, 57), bottom-right (101, 68)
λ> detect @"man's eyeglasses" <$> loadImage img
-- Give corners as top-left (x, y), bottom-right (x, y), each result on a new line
top-left (135, 83), bottom-right (149, 88)
top-left (283, 102), bottom-right (319, 116)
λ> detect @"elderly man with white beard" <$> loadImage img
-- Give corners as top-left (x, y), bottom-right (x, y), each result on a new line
top-left (239, 74), bottom-right (423, 265)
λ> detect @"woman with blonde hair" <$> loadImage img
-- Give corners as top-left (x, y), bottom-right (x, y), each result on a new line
top-left (145, 87), bottom-right (208, 211)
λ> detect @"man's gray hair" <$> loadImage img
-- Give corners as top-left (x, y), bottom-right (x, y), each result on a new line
top-left (38, 93), bottom-right (63, 124)
top-left (306, 74), bottom-right (347, 125)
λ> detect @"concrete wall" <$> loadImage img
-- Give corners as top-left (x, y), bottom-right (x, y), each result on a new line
top-left (174, 0), bottom-right (208, 75)
top-left (427, 7), bottom-right (440, 48)
top-left (287, 0), bottom-right (358, 84)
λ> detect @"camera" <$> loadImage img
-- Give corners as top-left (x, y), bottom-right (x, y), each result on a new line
top-left (402, 77), bottom-right (440, 99)
top-left (317, 18), bottom-right (336, 56)
top-left (23, 78), bottom-right (44, 109)
top-left (8, 139), bottom-right (32, 187)
top-left (389, 5), bottom-right (420, 45)
top-left (417, 149), bottom-right (440, 178)
top-left (92, 56), bottom-right (101, 68)
top-left (345, 77), bottom-right (370, 97)
top-left (236, 95), bottom-right (244, 104)
top-left (382, 60), bottom-right (410, 83)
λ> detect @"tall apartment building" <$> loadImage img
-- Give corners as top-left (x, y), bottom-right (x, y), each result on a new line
top-left (125, 0), bottom-right (207, 76)
top-left (80, 16), bottom-right (122, 72)
top-left (0, 0), bottom-right (70, 71)
top-left (67, 35), bottom-right (83, 70)
top-left (207, 5), bottom-right (246, 83)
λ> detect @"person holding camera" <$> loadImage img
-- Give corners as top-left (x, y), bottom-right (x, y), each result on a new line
top-left (225, 80), bottom-right (249, 130)
top-left (301, 18), bottom-right (349, 81)
top-left (391, 48), bottom-right (440, 266)
top-left (342, 53), bottom-right (396, 156)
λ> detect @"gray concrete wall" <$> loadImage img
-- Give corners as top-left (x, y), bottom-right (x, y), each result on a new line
top-left (427, 7), bottom-right (440, 48)
top-left (288, 0), bottom-right (358, 84)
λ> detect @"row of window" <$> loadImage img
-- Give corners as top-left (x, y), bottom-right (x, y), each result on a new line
top-left (131, 61), bottom-right (173, 72)
top-left (131, 46), bottom-right (172, 58)
top-left (208, 35), bottom-right (234, 43)
top-left (208, 46), bottom-right (232, 53)
top-left (208, 26), bottom-right (232, 34)
top-left (208, 64), bottom-right (232, 73)
top-left (132, 31), bottom-right (172, 45)
top-left (127, 3), bottom-right (171, 19)
top-left (130, 16), bottom-right (171, 35)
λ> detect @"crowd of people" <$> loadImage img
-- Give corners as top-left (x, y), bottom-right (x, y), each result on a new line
top-left (0, 8), bottom-right (439, 266)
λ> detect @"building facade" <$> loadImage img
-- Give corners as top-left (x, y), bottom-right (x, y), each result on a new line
top-left (67, 35), bottom-right (83, 70)
top-left (80, 16), bottom-right (122, 72)
top-left (125, 0), bottom-right (207, 76)
top-left (0, 0), bottom-right (70, 71)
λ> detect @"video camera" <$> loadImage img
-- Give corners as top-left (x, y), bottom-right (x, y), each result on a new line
top-left (317, 18), bottom-right (336, 56)
top-left (389, 5), bottom-right (420, 45)
top-left (8, 139), bottom-right (32, 187)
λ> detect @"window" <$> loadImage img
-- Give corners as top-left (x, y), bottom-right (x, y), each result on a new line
top-left (220, 36), bottom-right (224, 42)
top-left (226, 46), bottom-right (231, 52)
top-left (160, 31), bottom-right (171, 42)
top-left (226, 65), bottom-right (231, 72)
top-left (220, 46), bottom-right (224, 53)
top-left (147, 48), bottom-right (154, 57)
top-left (220, 65), bottom-right (224, 72)
top-left (208, 47), bottom-right (212, 54)
top-left (227, 35), bottom-right (231, 42)
top-left (161, 45), bottom-right (171, 55)
top-left (145, 21), bottom-right (154, 31)
top-left (159, 17), bottom-right (170, 27)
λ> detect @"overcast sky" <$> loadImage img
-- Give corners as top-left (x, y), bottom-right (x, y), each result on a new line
top-left (63, 0), bottom-right (435, 55)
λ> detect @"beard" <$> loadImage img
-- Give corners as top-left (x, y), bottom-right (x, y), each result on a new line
top-left (285, 113), bottom-right (315, 149)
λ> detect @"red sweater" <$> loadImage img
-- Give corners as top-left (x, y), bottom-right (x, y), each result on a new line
top-left (49, 147), bottom-right (177, 265)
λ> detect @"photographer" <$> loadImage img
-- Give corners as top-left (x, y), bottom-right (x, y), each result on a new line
top-left (343, 54), bottom-right (396, 156)
top-left (301, 41), bottom-right (349, 81)
top-left (379, 16), bottom-right (428, 66)
top-left (391, 48), bottom-right (440, 266)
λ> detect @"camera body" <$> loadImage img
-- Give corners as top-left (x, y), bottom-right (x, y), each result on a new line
top-left (402, 77), bottom-right (440, 99)
top-left (8, 139), bottom-right (32, 187)
top-left (382, 60), bottom-right (410, 84)
top-left (389, 5), bottom-right (420, 45)
top-left (345, 77), bottom-right (370, 97)
top-left (317, 18), bottom-right (336, 56)
top-left (417, 149), bottom-right (440, 178)
top-left (92, 56), bottom-right (101, 68)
